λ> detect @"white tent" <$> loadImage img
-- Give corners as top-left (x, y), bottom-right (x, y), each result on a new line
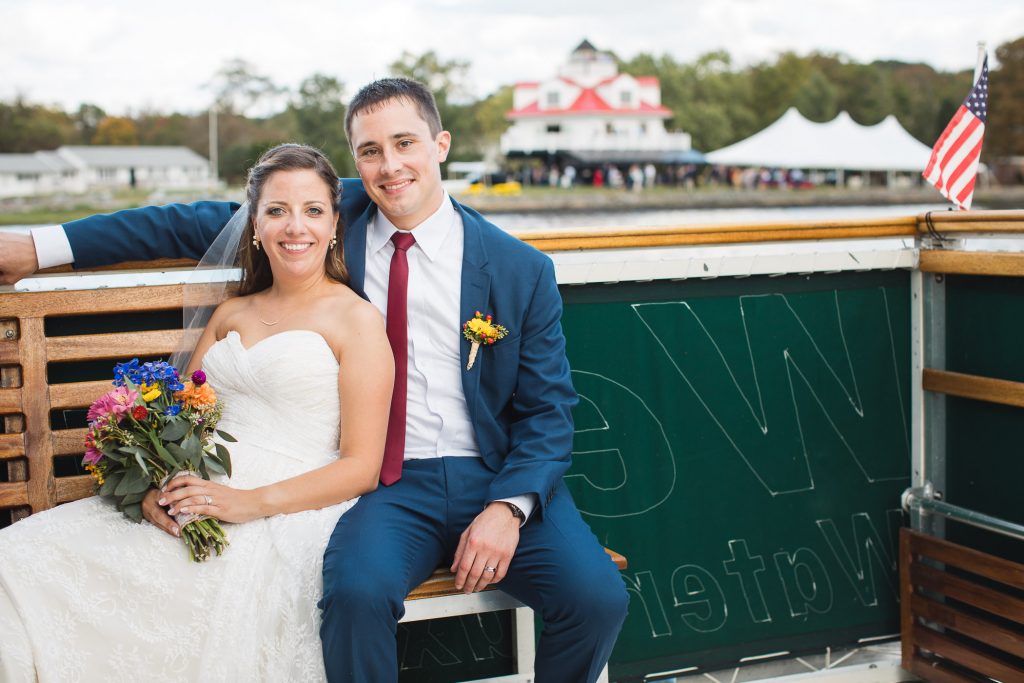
top-left (706, 107), bottom-right (934, 172)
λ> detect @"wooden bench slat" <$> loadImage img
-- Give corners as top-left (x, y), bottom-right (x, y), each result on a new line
top-left (914, 625), bottom-right (1024, 682)
top-left (0, 343), bottom-right (18, 365)
top-left (406, 547), bottom-right (627, 601)
top-left (49, 380), bottom-right (114, 410)
top-left (53, 428), bottom-right (88, 456)
top-left (912, 562), bottom-right (1024, 626)
top-left (0, 283), bottom-right (226, 319)
top-left (0, 386), bottom-right (22, 412)
top-left (46, 330), bottom-right (185, 363)
top-left (908, 528), bottom-right (1024, 589)
top-left (911, 593), bottom-right (1024, 659)
top-left (0, 481), bottom-right (29, 507)
top-left (0, 432), bottom-right (25, 460)
top-left (55, 475), bottom-right (96, 504)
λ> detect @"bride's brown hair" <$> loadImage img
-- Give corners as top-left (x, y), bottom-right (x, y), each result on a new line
top-left (238, 143), bottom-right (347, 295)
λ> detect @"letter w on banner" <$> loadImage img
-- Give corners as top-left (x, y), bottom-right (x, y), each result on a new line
top-left (923, 55), bottom-right (988, 210)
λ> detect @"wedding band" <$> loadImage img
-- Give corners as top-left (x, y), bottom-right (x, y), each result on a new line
top-left (205, 495), bottom-right (212, 505)
top-left (484, 566), bottom-right (496, 573)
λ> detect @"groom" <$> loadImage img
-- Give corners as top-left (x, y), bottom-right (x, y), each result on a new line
top-left (0, 78), bottom-right (627, 682)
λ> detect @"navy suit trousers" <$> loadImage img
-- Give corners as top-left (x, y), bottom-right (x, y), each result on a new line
top-left (318, 457), bottom-right (628, 683)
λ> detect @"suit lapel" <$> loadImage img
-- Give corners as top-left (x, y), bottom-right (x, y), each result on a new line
top-left (343, 205), bottom-right (372, 299)
top-left (458, 201), bottom-right (490, 422)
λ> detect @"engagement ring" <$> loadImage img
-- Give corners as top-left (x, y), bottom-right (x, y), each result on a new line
top-left (205, 495), bottom-right (212, 505)
top-left (484, 566), bottom-right (496, 573)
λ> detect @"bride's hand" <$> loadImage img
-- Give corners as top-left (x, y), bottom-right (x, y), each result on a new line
top-left (158, 475), bottom-right (265, 524)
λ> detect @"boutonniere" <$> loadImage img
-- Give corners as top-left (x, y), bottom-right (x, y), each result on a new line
top-left (463, 311), bottom-right (509, 370)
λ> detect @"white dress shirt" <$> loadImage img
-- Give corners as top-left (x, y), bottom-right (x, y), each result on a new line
top-left (364, 194), bottom-right (535, 520)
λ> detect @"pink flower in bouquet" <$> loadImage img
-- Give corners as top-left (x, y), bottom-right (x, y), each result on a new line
top-left (83, 432), bottom-right (103, 466)
top-left (87, 386), bottom-right (138, 426)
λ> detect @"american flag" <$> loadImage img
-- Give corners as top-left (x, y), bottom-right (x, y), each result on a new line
top-left (923, 56), bottom-right (988, 210)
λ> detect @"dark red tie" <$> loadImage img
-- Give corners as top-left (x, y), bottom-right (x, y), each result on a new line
top-left (381, 231), bottom-right (415, 485)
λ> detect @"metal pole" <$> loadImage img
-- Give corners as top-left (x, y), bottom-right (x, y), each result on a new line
top-left (903, 487), bottom-right (1024, 543)
top-left (209, 106), bottom-right (219, 185)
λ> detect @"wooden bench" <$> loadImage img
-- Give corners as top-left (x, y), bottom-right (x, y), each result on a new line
top-left (0, 281), bottom-right (626, 682)
top-left (900, 528), bottom-right (1024, 683)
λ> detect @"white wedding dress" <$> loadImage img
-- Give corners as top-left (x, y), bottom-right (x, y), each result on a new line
top-left (0, 330), bottom-right (355, 682)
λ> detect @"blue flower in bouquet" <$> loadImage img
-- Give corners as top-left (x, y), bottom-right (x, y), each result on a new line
top-left (164, 405), bottom-right (182, 417)
top-left (114, 359), bottom-right (183, 390)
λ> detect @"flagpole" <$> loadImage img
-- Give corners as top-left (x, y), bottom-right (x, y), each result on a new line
top-left (973, 42), bottom-right (987, 84)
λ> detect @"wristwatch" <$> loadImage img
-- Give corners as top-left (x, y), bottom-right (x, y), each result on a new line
top-left (503, 501), bottom-right (526, 522)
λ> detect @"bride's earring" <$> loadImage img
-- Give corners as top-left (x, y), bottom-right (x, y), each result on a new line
top-left (252, 233), bottom-right (261, 251)
top-left (329, 235), bottom-right (338, 250)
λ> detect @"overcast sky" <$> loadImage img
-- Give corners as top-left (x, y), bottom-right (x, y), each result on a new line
top-left (4, 0), bottom-right (1021, 115)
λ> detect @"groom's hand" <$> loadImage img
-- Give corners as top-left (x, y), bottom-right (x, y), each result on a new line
top-left (142, 488), bottom-right (180, 538)
top-left (0, 232), bottom-right (39, 285)
top-left (451, 502), bottom-right (521, 593)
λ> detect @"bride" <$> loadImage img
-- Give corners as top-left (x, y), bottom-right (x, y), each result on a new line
top-left (0, 144), bottom-right (394, 682)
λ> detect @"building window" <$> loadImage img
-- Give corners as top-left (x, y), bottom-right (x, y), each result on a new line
top-left (546, 124), bottom-right (561, 134)
top-left (16, 173), bottom-right (40, 181)
top-left (546, 91), bottom-right (560, 107)
top-left (605, 122), bottom-right (615, 135)
top-left (620, 91), bottom-right (632, 106)
top-left (99, 168), bottom-right (117, 180)
top-left (640, 123), bottom-right (647, 135)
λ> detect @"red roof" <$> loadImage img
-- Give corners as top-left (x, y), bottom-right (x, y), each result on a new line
top-left (507, 86), bottom-right (671, 118)
top-left (514, 81), bottom-right (539, 89)
top-left (636, 76), bottom-right (659, 86)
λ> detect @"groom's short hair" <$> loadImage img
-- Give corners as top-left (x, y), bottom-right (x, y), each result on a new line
top-left (344, 77), bottom-right (443, 143)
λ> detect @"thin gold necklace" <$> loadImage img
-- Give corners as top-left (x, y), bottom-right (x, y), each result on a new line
top-left (256, 298), bottom-right (284, 326)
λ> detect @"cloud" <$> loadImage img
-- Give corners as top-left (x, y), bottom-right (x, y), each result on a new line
top-left (2, 0), bottom-right (1020, 113)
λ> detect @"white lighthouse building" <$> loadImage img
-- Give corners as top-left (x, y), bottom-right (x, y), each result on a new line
top-left (500, 40), bottom-right (695, 166)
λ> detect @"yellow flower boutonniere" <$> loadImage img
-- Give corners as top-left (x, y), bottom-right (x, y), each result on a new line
top-left (462, 311), bottom-right (509, 370)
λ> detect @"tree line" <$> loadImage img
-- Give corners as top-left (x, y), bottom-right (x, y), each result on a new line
top-left (1, 37), bottom-right (1021, 184)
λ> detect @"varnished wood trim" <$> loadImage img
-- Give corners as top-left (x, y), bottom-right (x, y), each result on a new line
top-left (912, 562), bottom-right (1024, 625)
top-left (0, 282), bottom-right (228, 319)
top-left (920, 250), bottom-right (1024, 277)
top-left (912, 593), bottom-right (1024, 659)
top-left (914, 625), bottom-right (1024, 682)
top-left (906, 529), bottom-right (1024, 589)
top-left (523, 224), bottom-right (915, 252)
top-left (922, 368), bottom-right (1024, 409)
top-left (908, 656), bottom-right (989, 683)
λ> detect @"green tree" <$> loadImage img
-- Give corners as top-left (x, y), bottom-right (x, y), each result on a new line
top-left (286, 73), bottom-right (355, 177)
top-left (93, 116), bottom-right (139, 145)
top-left (74, 103), bottom-right (106, 144)
top-left (988, 36), bottom-right (1024, 159)
top-left (0, 98), bottom-right (76, 152)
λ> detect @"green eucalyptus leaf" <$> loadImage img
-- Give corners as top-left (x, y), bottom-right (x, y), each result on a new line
top-left (164, 442), bottom-right (191, 466)
top-left (204, 457), bottom-right (226, 476)
top-left (98, 471), bottom-right (124, 496)
top-left (160, 419), bottom-right (190, 442)
top-left (120, 489), bottom-right (149, 505)
top-left (114, 466), bottom-right (148, 496)
top-left (121, 502), bottom-right (144, 523)
top-left (214, 443), bottom-right (233, 478)
top-left (153, 442), bottom-right (178, 469)
top-left (215, 430), bottom-right (237, 443)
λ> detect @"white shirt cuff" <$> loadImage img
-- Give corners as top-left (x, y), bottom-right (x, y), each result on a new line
top-left (30, 225), bottom-right (74, 269)
top-left (494, 494), bottom-right (537, 527)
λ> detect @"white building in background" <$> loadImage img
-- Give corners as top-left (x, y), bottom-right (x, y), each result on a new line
top-left (0, 146), bottom-right (211, 199)
top-left (500, 39), bottom-right (697, 166)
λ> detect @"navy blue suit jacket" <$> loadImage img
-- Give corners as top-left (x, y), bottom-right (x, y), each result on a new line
top-left (64, 179), bottom-right (578, 519)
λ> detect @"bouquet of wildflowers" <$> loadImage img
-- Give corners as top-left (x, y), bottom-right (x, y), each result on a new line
top-left (83, 359), bottom-right (235, 561)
